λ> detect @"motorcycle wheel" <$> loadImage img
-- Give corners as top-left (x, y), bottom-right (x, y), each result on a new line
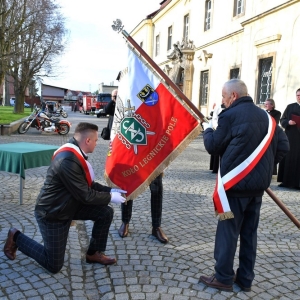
top-left (62, 112), bottom-right (68, 118)
top-left (58, 123), bottom-right (70, 135)
top-left (18, 122), bottom-right (30, 134)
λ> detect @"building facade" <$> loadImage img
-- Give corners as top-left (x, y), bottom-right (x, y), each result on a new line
top-left (131, 0), bottom-right (300, 116)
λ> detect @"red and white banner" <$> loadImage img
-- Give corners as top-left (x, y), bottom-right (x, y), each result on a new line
top-left (104, 47), bottom-right (201, 199)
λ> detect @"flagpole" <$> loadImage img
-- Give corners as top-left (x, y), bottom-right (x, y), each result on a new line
top-left (265, 188), bottom-right (300, 228)
top-left (117, 32), bottom-right (207, 123)
top-left (112, 20), bottom-right (300, 229)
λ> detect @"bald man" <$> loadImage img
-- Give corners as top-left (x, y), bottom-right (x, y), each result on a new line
top-left (199, 79), bottom-right (289, 292)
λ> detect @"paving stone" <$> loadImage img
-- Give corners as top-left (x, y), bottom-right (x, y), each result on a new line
top-left (1, 113), bottom-right (300, 299)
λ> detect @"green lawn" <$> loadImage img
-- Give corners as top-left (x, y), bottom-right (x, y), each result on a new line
top-left (0, 106), bottom-right (31, 124)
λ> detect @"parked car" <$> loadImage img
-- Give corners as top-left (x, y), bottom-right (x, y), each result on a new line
top-left (10, 97), bottom-right (30, 107)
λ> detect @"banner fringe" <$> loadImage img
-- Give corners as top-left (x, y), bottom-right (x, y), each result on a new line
top-left (217, 211), bottom-right (234, 221)
top-left (104, 124), bottom-right (202, 200)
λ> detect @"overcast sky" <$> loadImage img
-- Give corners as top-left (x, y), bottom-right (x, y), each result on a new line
top-left (42, 0), bottom-right (160, 93)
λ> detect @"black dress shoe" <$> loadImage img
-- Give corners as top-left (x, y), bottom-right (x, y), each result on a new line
top-left (3, 228), bottom-right (19, 260)
top-left (278, 183), bottom-right (286, 187)
top-left (86, 252), bottom-right (116, 265)
top-left (152, 227), bottom-right (169, 243)
top-left (199, 275), bottom-right (233, 292)
top-left (118, 222), bottom-right (129, 238)
top-left (234, 276), bottom-right (251, 292)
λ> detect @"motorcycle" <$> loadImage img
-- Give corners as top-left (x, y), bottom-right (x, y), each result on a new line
top-left (18, 106), bottom-right (71, 135)
top-left (48, 106), bottom-right (68, 118)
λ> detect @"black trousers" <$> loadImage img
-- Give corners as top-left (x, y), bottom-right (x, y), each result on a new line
top-left (121, 173), bottom-right (163, 228)
top-left (214, 196), bottom-right (262, 287)
top-left (16, 205), bottom-right (114, 274)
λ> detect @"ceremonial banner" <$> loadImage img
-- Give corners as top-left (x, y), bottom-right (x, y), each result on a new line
top-left (104, 47), bottom-right (201, 199)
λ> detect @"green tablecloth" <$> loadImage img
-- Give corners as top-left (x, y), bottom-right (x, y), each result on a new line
top-left (0, 142), bottom-right (59, 179)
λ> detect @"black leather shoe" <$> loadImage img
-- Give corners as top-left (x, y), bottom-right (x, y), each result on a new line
top-left (199, 275), bottom-right (233, 292)
top-left (234, 276), bottom-right (251, 292)
top-left (278, 183), bottom-right (286, 187)
top-left (86, 252), bottom-right (116, 265)
top-left (4, 228), bottom-right (19, 260)
top-left (152, 227), bottom-right (169, 243)
top-left (118, 222), bottom-right (129, 238)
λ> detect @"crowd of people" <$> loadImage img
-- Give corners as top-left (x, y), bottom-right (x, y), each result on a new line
top-left (3, 79), bottom-right (298, 294)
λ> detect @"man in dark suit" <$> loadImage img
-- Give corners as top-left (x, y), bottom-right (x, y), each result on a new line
top-left (200, 79), bottom-right (289, 292)
top-left (3, 122), bottom-right (126, 273)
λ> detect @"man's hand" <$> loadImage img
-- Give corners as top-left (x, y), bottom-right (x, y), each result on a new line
top-left (111, 192), bottom-right (126, 204)
top-left (202, 120), bottom-right (213, 131)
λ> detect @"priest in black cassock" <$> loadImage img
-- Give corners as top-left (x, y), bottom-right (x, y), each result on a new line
top-left (277, 88), bottom-right (300, 189)
top-left (265, 99), bottom-right (281, 175)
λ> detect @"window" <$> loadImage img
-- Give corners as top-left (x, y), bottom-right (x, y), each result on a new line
top-left (200, 71), bottom-right (209, 106)
top-left (167, 26), bottom-right (172, 50)
top-left (183, 14), bottom-right (189, 42)
top-left (233, 0), bottom-right (244, 16)
top-left (257, 57), bottom-right (273, 104)
top-left (204, 0), bottom-right (212, 31)
top-left (230, 68), bottom-right (240, 79)
top-left (155, 35), bottom-right (160, 56)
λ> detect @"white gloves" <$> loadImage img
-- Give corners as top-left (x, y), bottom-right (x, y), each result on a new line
top-left (111, 188), bottom-right (127, 194)
top-left (110, 192), bottom-right (126, 204)
top-left (202, 120), bottom-right (213, 131)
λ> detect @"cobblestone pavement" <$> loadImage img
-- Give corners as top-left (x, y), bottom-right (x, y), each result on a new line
top-left (1, 111), bottom-right (300, 300)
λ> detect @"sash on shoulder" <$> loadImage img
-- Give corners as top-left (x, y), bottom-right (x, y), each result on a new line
top-left (53, 143), bottom-right (93, 187)
top-left (213, 112), bottom-right (276, 220)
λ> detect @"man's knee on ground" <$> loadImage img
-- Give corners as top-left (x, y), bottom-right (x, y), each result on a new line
top-left (46, 263), bottom-right (64, 274)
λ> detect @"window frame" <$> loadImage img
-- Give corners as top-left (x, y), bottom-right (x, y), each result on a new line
top-left (204, 0), bottom-right (212, 31)
top-left (256, 56), bottom-right (273, 105)
top-left (199, 70), bottom-right (209, 106)
top-left (230, 67), bottom-right (240, 79)
top-left (233, 0), bottom-right (245, 17)
top-left (167, 26), bottom-right (173, 50)
top-left (155, 34), bottom-right (160, 56)
top-left (183, 14), bottom-right (189, 42)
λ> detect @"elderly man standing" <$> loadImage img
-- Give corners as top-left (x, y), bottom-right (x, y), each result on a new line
top-left (200, 79), bottom-right (289, 292)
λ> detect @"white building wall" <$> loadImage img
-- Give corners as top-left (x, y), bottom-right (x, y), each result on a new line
top-left (131, 0), bottom-right (300, 117)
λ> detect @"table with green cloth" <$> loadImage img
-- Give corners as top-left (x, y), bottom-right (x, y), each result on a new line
top-left (0, 142), bottom-right (59, 204)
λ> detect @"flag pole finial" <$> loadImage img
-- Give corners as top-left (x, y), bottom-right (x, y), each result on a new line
top-left (112, 19), bottom-right (129, 37)
top-left (112, 19), bottom-right (124, 33)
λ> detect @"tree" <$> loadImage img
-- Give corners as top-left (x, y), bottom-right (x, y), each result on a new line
top-left (0, 0), bottom-right (68, 111)
top-left (8, 0), bottom-right (67, 112)
top-left (0, 0), bottom-right (27, 106)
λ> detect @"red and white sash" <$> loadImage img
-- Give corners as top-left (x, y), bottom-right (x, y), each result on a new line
top-left (213, 112), bottom-right (276, 220)
top-left (53, 143), bottom-right (94, 187)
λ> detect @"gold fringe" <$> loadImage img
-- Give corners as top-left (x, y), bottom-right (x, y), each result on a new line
top-left (218, 211), bottom-right (235, 221)
top-left (104, 124), bottom-right (202, 201)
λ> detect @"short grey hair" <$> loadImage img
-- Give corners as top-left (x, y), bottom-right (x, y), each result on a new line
top-left (223, 79), bottom-right (248, 97)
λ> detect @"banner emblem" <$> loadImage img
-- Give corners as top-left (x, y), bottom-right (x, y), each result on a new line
top-left (121, 117), bottom-right (147, 145)
top-left (137, 84), bottom-right (159, 106)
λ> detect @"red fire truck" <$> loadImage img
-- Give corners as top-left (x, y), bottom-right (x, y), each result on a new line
top-left (82, 95), bottom-right (98, 114)
top-left (96, 93), bottom-right (111, 117)
top-left (82, 93), bottom-right (111, 115)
